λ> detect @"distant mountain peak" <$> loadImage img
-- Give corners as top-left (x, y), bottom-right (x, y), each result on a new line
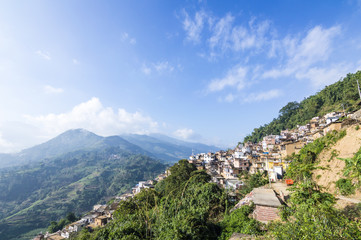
top-left (60, 128), bottom-right (96, 136)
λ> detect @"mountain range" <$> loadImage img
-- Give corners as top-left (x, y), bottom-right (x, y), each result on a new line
top-left (0, 129), bottom-right (220, 168)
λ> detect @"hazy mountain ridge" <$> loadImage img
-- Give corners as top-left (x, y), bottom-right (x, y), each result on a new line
top-left (122, 133), bottom-right (220, 162)
top-left (0, 129), bottom-right (220, 168)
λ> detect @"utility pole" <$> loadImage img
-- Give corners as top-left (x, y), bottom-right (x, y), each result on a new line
top-left (341, 104), bottom-right (345, 114)
top-left (357, 79), bottom-right (361, 100)
top-left (266, 155), bottom-right (272, 188)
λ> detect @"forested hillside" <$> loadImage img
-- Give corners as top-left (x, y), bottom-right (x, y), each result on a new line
top-left (72, 160), bottom-right (264, 240)
top-left (244, 71), bottom-right (361, 143)
top-left (0, 148), bottom-right (166, 240)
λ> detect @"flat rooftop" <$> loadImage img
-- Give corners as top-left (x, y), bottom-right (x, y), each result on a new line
top-left (252, 188), bottom-right (282, 207)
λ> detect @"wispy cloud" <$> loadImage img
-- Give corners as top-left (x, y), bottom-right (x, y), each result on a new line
top-left (183, 10), bottom-right (357, 94)
top-left (173, 128), bottom-right (195, 140)
top-left (295, 64), bottom-right (352, 88)
top-left (262, 25), bottom-right (342, 85)
top-left (43, 85), bottom-right (64, 94)
top-left (121, 32), bottom-right (136, 45)
top-left (141, 61), bottom-right (176, 75)
top-left (182, 10), bottom-right (207, 43)
top-left (154, 61), bottom-right (174, 73)
top-left (72, 59), bottom-right (79, 65)
top-left (207, 65), bottom-right (247, 92)
top-left (36, 50), bottom-right (51, 60)
top-left (141, 64), bottom-right (152, 75)
top-left (182, 10), bottom-right (272, 57)
top-left (218, 89), bottom-right (282, 103)
top-left (224, 93), bottom-right (236, 103)
top-left (243, 89), bottom-right (282, 103)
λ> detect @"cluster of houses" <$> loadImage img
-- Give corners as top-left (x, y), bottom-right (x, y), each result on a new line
top-left (188, 111), bottom-right (347, 188)
top-left (33, 179), bottom-right (156, 240)
top-left (34, 110), bottom-right (357, 239)
top-left (34, 200), bottom-right (119, 239)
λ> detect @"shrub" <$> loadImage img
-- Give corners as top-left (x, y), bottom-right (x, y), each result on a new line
top-left (335, 178), bottom-right (355, 195)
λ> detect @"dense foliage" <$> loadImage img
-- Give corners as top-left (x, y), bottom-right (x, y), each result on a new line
top-left (72, 160), bottom-right (263, 240)
top-left (335, 178), bottom-right (356, 196)
top-left (0, 148), bottom-right (165, 240)
top-left (340, 146), bottom-right (361, 185)
top-left (238, 171), bottom-right (269, 197)
top-left (268, 178), bottom-right (361, 239)
top-left (48, 212), bottom-right (79, 233)
top-left (335, 145), bottom-right (361, 196)
top-left (244, 71), bottom-right (361, 143)
top-left (218, 205), bottom-right (263, 240)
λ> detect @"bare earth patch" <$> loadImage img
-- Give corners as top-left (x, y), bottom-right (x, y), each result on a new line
top-left (313, 125), bottom-right (361, 206)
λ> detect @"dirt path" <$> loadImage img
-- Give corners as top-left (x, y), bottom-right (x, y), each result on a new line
top-left (336, 195), bottom-right (361, 204)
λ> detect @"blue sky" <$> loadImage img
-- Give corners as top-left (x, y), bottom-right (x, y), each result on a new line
top-left (1, 0), bottom-right (361, 152)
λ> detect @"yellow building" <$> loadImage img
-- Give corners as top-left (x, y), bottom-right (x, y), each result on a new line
top-left (280, 141), bottom-right (305, 158)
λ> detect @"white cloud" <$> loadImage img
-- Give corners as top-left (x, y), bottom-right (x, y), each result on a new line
top-left (295, 64), bottom-right (352, 88)
top-left (173, 128), bottom-right (195, 140)
top-left (129, 38), bottom-right (136, 45)
top-left (43, 85), bottom-right (64, 94)
top-left (141, 61), bottom-right (175, 75)
top-left (243, 89), bottom-right (282, 103)
top-left (154, 61), bottom-right (174, 73)
top-left (224, 93), bottom-right (236, 103)
top-left (72, 59), bottom-right (79, 64)
top-left (36, 50), bottom-right (51, 60)
top-left (24, 97), bottom-right (159, 138)
top-left (182, 10), bottom-right (207, 43)
top-left (208, 66), bottom-right (247, 92)
top-left (289, 26), bottom-right (340, 68)
top-left (184, 12), bottom-right (354, 92)
top-left (209, 13), bottom-right (234, 50)
top-left (263, 25), bottom-right (342, 81)
top-left (181, 11), bottom-right (358, 94)
top-left (141, 64), bottom-right (152, 75)
top-left (121, 32), bottom-right (136, 45)
top-left (231, 25), bottom-right (256, 51)
top-left (218, 93), bottom-right (238, 103)
top-left (204, 24), bottom-right (352, 102)
top-left (208, 14), bottom-right (271, 54)
top-left (182, 10), bottom-right (272, 57)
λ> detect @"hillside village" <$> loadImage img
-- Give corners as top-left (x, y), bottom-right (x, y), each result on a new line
top-left (188, 111), bottom-right (350, 188)
top-left (34, 109), bottom-right (360, 240)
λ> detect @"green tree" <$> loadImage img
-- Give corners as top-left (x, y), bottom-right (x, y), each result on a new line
top-left (66, 212), bottom-right (78, 223)
top-left (340, 147), bottom-right (361, 185)
top-left (239, 171), bottom-right (268, 197)
top-left (219, 205), bottom-right (263, 240)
